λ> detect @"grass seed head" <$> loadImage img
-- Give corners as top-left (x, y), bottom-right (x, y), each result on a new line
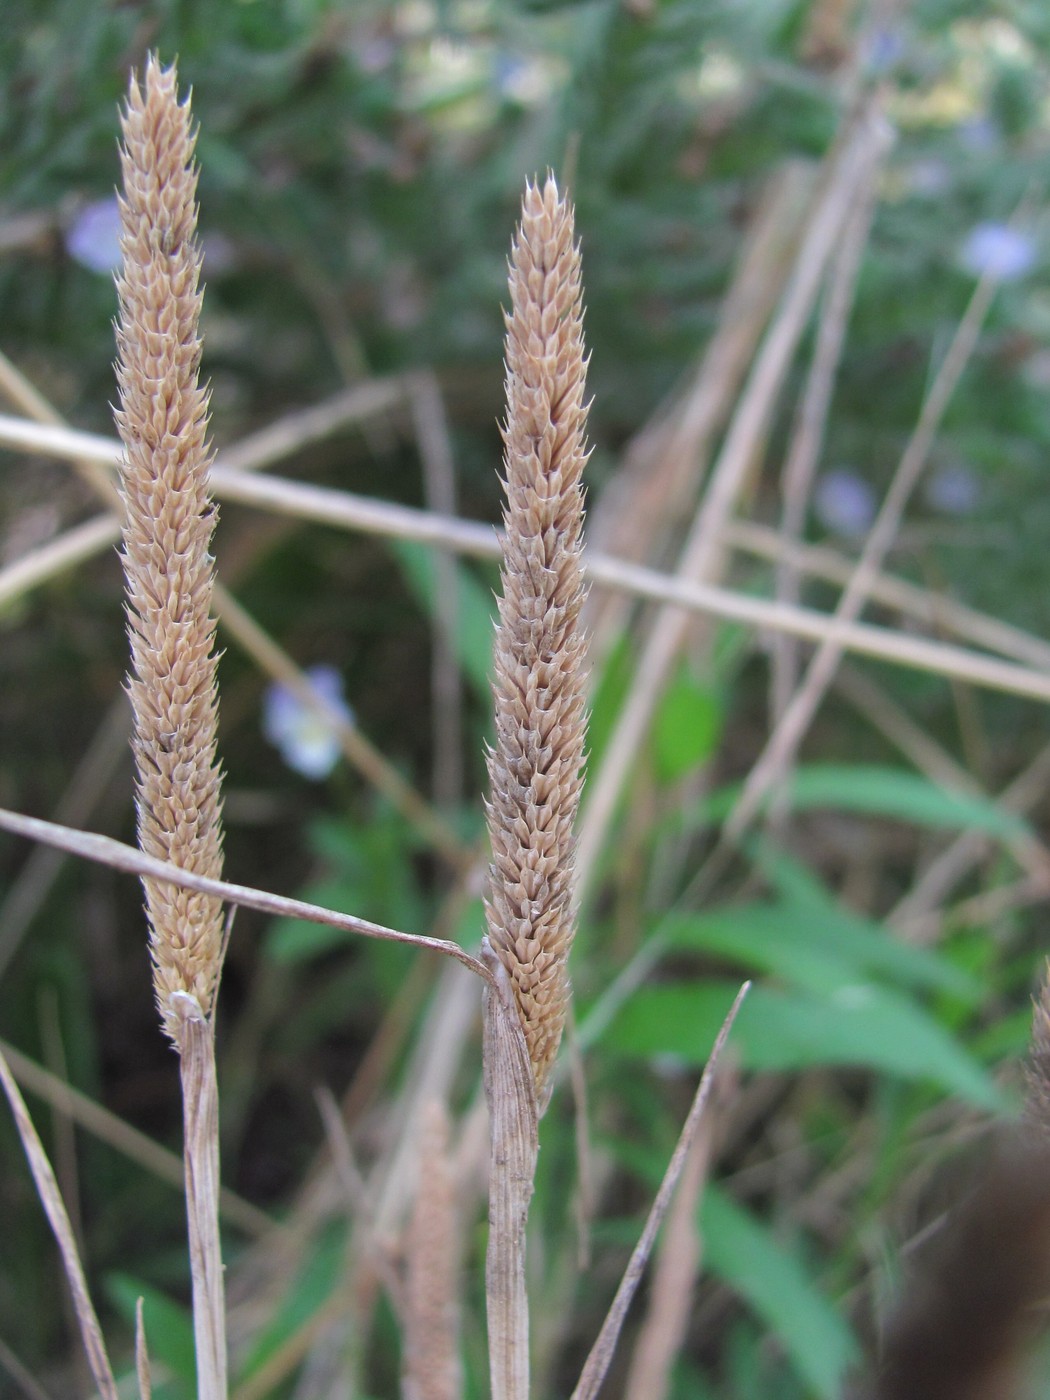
top-left (484, 174), bottom-right (590, 1106)
top-left (114, 56), bottom-right (225, 1043)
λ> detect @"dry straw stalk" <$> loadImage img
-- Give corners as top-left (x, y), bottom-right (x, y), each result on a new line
top-left (403, 1100), bottom-right (463, 1400)
top-left (484, 173), bottom-right (590, 1108)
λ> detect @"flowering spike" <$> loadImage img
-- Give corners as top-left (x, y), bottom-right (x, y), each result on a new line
top-left (114, 55), bottom-right (225, 1043)
top-left (484, 175), bottom-right (590, 1107)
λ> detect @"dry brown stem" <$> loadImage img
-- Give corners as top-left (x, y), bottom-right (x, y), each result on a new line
top-left (0, 1036), bottom-right (271, 1236)
top-left (0, 805), bottom-right (491, 982)
top-left (136, 1297), bottom-right (152, 1400)
top-left (622, 1109), bottom-right (717, 1400)
top-left (0, 1048), bottom-right (118, 1400)
top-left (7, 412), bottom-right (1050, 705)
top-left (717, 253), bottom-right (1001, 854)
top-left (570, 983), bottom-right (748, 1400)
top-left (773, 173), bottom-right (877, 724)
top-left (728, 518), bottom-right (1050, 674)
top-left (572, 94), bottom-right (892, 901)
top-left (482, 948), bottom-right (540, 1400)
top-left (484, 174), bottom-right (590, 1105)
top-left (177, 1006), bottom-right (226, 1391)
top-left (1029, 993), bottom-right (1050, 1137)
top-left (403, 1100), bottom-right (463, 1400)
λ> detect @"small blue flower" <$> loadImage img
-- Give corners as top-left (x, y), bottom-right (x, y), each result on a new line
top-left (263, 664), bottom-right (353, 780)
top-left (493, 52), bottom-right (550, 105)
top-left (814, 469), bottom-right (877, 538)
top-left (862, 26), bottom-right (904, 75)
top-left (925, 463), bottom-right (981, 516)
top-left (956, 117), bottom-right (1000, 154)
top-left (906, 158), bottom-right (952, 199)
top-left (960, 223), bottom-right (1036, 282)
top-left (66, 196), bottom-right (123, 275)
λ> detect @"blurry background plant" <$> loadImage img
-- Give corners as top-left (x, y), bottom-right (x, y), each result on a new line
top-left (4, 0), bottom-right (1050, 1396)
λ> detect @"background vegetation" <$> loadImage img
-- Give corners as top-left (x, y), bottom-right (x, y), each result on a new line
top-left (3, 0), bottom-right (1050, 1395)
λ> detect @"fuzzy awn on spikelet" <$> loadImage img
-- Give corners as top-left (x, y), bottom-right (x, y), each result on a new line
top-left (114, 57), bottom-right (225, 1044)
top-left (484, 174), bottom-right (590, 1105)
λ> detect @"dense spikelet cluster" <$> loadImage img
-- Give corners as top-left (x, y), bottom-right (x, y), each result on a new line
top-left (114, 57), bottom-right (225, 1043)
top-left (484, 175), bottom-right (590, 1105)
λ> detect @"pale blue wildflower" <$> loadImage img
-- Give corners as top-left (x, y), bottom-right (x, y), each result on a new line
top-left (263, 664), bottom-right (353, 780)
top-left (960, 223), bottom-right (1036, 282)
top-left (925, 463), bottom-right (980, 516)
top-left (956, 117), bottom-right (999, 154)
top-left (68, 194), bottom-right (234, 278)
top-left (862, 26), bottom-right (904, 75)
top-left (814, 469), bottom-right (877, 538)
top-left (66, 196), bottom-right (123, 274)
top-left (906, 158), bottom-right (952, 198)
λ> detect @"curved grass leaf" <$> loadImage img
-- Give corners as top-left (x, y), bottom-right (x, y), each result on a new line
top-left (702, 1185), bottom-right (859, 1399)
top-left (601, 980), bottom-right (1004, 1110)
top-left (106, 1274), bottom-right (195, 1393)
top-left (236, 1227), bottom-right (345, 1384)
top-left (662, 902), bottom-right (978, 1001)
top-left (390, 537), bottom-right (497, 701)
top-left (700, 765), bottom-right (1030, 842)
top-left (586, 632), bottom-right (635, 778)
top-left (653, 661), bottom-right (723, 783)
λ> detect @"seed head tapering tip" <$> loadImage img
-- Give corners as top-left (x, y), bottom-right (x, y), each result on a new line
top-left (484, 174), bottom-right (590, 1107)
top-left (114, 56), bottom-right (225, 1045)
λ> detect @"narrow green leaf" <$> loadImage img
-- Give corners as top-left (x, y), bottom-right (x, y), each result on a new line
top-left (601, 980), bottom-right (1004, 1109)
top-left (106, 1274), bottom-right (195, 1392)
top-left (586, 632), bottom-right (635, 778)
top-left (653, 661), bottom-right (722, 783)
top-left (389, 537), bottom-right (497, 701)
top-left (702, 1185), bottom-right (859, 1399)
top-left (264, 813), bottom-right (428, 964)
top-left (701, 765), bottom-right (1029, 842)
top-left (265, 875), bottom-right (363, 963)
top-left (662, 902), bottom-right (978, 1001)
top-left (237, 1227), bottom-right (346, 1380)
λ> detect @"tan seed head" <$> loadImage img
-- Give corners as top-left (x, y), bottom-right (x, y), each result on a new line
top-left (484, 174), bottom-right (590, 1106)
top-left (114, 56), bottom-right (225, 1044)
